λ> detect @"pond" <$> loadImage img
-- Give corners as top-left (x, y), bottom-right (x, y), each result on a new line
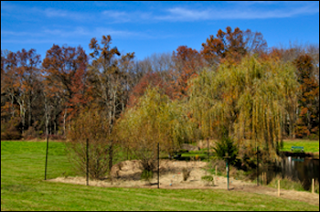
top-left (266, 156), bottom-right (319, 190)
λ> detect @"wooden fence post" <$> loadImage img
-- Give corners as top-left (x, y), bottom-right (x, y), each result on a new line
top-left (312, 178), bottom-right (314, 194)
top-left (278, 180), bottom-right (280, 197)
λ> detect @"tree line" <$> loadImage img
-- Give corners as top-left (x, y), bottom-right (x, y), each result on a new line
top-left (1, 26), bottom-right (319, 143)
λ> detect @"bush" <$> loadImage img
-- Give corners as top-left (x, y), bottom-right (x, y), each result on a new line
top-left (182, 168), bottom-right (191, 181)
top-left (22, 126), bottom-right (38, 140)
top-left (141, 169), bottom-right (153, 182)
top-left (201, 175), bottom-right (213, 181)
top-left (307, 134), bottom-right (319, 140)
top-left (66, 110), bottom-right (114, 180)
top-left (213, 135), bottom-right (239, 165)
top-left (1, 118), bottom-right (22, 140)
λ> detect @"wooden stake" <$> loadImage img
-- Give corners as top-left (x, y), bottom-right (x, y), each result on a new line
top-left (278, 180), bottom-right (280, 197)
top-left (263, 172), bottom-right (267, 185)
top-left (312, 178), bottom-right (315, 193)
top-left (265, 172), bottom-right (267, 185)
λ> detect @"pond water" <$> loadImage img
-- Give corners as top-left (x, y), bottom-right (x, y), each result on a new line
top-left (266, 156), bottom-right (319, 190)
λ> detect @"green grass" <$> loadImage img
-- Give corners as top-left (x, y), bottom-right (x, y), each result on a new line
top-left (281, 139), bottom-right (319, 153)
top-left (1, 141), bottom-right (319, 211)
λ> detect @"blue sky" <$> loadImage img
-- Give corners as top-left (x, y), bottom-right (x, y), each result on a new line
top-left (1, 1), bottom-right (319, 61)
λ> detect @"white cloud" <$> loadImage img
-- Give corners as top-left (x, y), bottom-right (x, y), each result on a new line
top-left (101, 10), bottom-right (152, 23)
top-left (43, 8), bottom-right (90, 21)
top-left (2, 2), bottom-right (318, 25)
top-left (156, 4), bottom-right (319, 22)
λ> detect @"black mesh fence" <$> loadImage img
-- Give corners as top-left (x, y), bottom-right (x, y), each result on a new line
top-left (44, 138), bottom-right (318, 193)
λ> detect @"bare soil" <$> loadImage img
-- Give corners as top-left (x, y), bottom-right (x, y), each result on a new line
top-left (49, 159), bottom-right (319, 206)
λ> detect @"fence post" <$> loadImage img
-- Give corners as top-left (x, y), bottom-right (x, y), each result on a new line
top-left (158, 142), bottom-right (159, 189)
top-left (44, 134), bottom-right (49, 180)
top-left (262, 172), bottom-right (266, 185)
top-left (265, 172), bottom-right (267, 185)
top-left (312, 178), bottom-right (314, 194)
top-left (257, 147), bottom-right (259, 186)
top-left (86, 138), bottom-right (89, 186)
top-left (215, 165), bottom-right (217, 176)
top-left (278, 180), bottom-right (280, 197)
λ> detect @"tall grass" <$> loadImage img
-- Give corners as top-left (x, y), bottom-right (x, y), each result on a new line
top-left (266, 175), bottom-right (305, 192)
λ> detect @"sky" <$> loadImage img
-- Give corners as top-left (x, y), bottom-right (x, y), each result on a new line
top-left (1, 1), bottom-right (319, 61)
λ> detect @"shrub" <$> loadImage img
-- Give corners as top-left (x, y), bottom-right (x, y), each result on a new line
top-left (213, 135), bottom-right (239, 165)
top-left (182, 168), bottom-right (191, 181)
top-left (66, 109), bottom-right (115, 180)
top-left (307, 133), bottom-right (319, 140)
top-left (22, 126), bottom-right (38, 140)
top-left (1, 118), bottom-right (22, 140)
top-left (141, 169), bottom-right (153, 182)
top-left (201, 175), bottom-right (213, 181)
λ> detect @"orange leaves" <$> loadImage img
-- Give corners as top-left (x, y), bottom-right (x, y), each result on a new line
top-left (127, 72), bottom-right (169, 107)
top-left (170, 46), bottom-right (204, 100)
top-left (293, 54), bottom-right (319, 138)
top-left (42, 44), bottom-right (88, 131)
top-left (300, 107), bottom-right (308, 116)
top-left (201, 26), bottom-right (267, 65)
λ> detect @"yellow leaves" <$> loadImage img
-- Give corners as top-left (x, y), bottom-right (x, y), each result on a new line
top-left (116, 87), bottom-right (192, 155)
top-left (188, 55), bottom-right (298, 161)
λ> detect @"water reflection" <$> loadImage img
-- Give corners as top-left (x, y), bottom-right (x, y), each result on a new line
top-left (268, 156), bottom-right (319, 190)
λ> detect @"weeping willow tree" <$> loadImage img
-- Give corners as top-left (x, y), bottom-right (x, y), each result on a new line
top-left (188, 55), bottom-right (299, 161)
top-left (115, 87), bottom-right (194, 171)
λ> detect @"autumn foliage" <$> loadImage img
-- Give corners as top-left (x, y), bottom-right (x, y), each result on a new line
top-left (1, 28), bottom-right (319, 169)
top-left (294, 54), bottom-right (319, 138)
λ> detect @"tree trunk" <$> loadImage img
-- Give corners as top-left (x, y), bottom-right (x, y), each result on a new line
top-left (54, 120), bottom-right (57, 135)
top-left (10, 94), bottom-right (15, 118)
top-left (28, 98), bottom-right (32, 129)
top-left (63, 108), bottom-right (67, 136)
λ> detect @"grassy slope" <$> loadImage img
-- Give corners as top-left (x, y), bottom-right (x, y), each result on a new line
top-left (1, 141), bottom-right (319, 211)
top-left (280, 139), bottom-right (319, 153)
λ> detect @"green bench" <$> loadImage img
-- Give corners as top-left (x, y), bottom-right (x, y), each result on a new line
top-left (291, 146), bottom-right (304, 153)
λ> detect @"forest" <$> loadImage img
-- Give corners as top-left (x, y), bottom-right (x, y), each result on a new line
top-left (1, 26), bottom-right (319, 176)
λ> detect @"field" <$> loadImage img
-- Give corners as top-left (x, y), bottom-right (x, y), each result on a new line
top-left (1, 141), bottom-right (319, 211)
top-left (280, 139), bottom-right (319, 153)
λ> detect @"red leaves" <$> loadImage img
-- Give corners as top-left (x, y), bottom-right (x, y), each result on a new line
top-left (294, 54), bottom-right (319, 138)
top-left (170, 46), bottom-right (204, 100)
top-left (67, 63), bottom-right (93, 121)
top-left (127, 72), bottom-right (169, 107)
top-left (42, 45), bottom-right (89, 130)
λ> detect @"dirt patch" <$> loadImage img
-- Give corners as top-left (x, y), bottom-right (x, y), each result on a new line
top-left (49, 159), bottom-right (319, 206)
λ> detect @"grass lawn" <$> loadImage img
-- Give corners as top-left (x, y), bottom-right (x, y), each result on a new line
top-left (280, 139), bottom-right (319, 153)
top-left (1, 141), bottom-right (319, 211)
